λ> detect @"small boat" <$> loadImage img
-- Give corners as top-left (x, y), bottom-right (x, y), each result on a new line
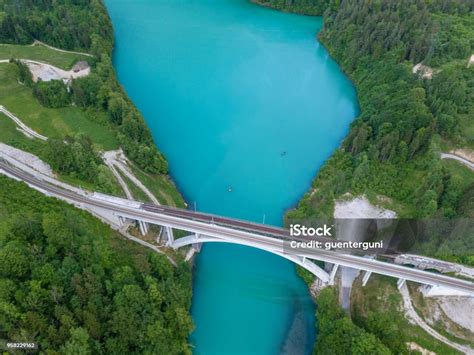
top-left (227, 185), bottom-right (233, 192)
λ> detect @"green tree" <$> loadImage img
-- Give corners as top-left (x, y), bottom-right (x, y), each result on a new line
top-left (61, 328), bottom-right (92, 355)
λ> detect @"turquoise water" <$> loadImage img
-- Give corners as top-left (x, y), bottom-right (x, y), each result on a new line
top-left (106, 1), bottom-right (358, 353)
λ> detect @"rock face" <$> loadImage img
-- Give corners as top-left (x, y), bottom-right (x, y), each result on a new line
top-left (468, 54), bottom-right (474, 68)
top-left (413, 63), bottom-right (434, 79)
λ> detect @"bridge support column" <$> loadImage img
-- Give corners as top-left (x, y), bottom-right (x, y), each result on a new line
top-left (184, 241), bottom-right (202, 262)
top-left (156, 227), bottom-right (163, 244)
top-left (397, 278), bottom-right (406, 290)
top-left (165, 226), bottom-right (174, 246)
top-left (118, 216), bottom-right (125, 228)
top-left (138, 220), bottom-right (148, 236)
top-left (329, 264), bottom-right (339, 285)
top-left (362, 271), bottom-right (372, 287)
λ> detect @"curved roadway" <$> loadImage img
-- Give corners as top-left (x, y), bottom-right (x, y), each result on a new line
top-left (441, 153), bottom-right (474, 170)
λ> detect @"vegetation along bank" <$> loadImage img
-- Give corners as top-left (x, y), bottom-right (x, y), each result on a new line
top-left (256, 1), bottom-right (473, 354)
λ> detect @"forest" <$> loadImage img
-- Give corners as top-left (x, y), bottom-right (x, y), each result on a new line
top-left (0, 176), bottom-right (193, 354)
top-left (1, 0), bottom-right (168, 175)
top-left (284, 0), bottom-right (474, 253)
top-left (254, 0), bottom-right (332, 15)
top-left (314, 287), bottom-right (391, 354)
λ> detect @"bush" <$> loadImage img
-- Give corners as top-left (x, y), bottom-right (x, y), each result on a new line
top-left (33, 80), bottom-right (71, 108)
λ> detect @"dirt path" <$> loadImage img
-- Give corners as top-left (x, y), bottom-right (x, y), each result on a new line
top-left (400, 283), bottom-right (473, 354)
top-left (32, 40), bottom-right (93, 58)
top-left (106, 162), bottom-right (133, 200)
top-left (0, 105), bottom-right (48, 140)
top-left (118, 226), bottom-right (177, 267)
top-left (103, 150), bottom-right (160, 204)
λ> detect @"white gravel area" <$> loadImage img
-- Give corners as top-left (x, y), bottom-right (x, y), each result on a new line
top-left (25, 60), bottom-right (90, 83)
top-left (438, 297), bottom-right (474, 333)
top-left (0, 143), bottom-right (52, 176)
top-left (334, 196), bottom-right (397, 219)
top-left (407, 342), bottom-right (435, 355)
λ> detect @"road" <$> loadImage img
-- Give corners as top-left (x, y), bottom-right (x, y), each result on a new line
top-left (441, 153), bottom-right (474, 170)
top-left (32, 40), bottom-right (94, 58)
top-left (1, 159), bottom-right (473, 294)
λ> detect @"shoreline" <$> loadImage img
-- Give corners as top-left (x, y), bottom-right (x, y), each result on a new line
top-left (249, 0), bottom-right (323, 16)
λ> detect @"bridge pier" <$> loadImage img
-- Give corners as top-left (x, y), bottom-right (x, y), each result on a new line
top-left (329, 264), bottom-right (339, 285)
top-left (164, 226), bottom-right (174, 246)
top-left (182, 234), bottom-right (201, 259)
top-left (118, 215), bottom-right (125, 228)
top-left (184, 242), bottom-right (202, 261)
top-left (362, 271), bottom-right (372, 286)
top-left (397, 278), bottom-right (406, 290)
top-left (138, 220), bottom-right (148, 236)
top-left (156, 226), bottom-right (163, 244)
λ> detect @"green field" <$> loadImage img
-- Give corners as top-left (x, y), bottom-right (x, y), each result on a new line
top-left (0, 42), bottom-right (182, 210)
top-left (0, 43), bottom-right (89, 69)
top-left (0, 62), bottom-right (182, 206)
top-left (0, 63), bottom-right (118, 150)
top-left (130, 164), bottom-right (186, 208)
top-left (0, 111), bottom-right (46, 156)
top-left (117, 168), bottom-right (150, 202)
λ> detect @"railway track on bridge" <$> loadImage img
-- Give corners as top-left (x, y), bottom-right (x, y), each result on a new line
top-left (1, 159), bottom-right (473, 294)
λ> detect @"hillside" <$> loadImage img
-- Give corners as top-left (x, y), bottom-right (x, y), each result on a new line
top-left (283, 0), bottom-right (473, 234)
top-left (0, 175), bottom-right (193, 353)
top-left (0, 2), bottom-right (193, 352)
top-left (0, 1), bottom-right (185, 206)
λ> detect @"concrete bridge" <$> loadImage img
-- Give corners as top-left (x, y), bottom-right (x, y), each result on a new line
top-left (1, 158), bottom-right (473, 295)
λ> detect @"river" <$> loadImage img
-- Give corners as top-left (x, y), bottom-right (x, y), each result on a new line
top-left (105, 1), bottom-right (358, 353)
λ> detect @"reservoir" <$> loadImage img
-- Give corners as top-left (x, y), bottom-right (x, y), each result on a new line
top-left (105, 0), bottom-right (358, 353)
